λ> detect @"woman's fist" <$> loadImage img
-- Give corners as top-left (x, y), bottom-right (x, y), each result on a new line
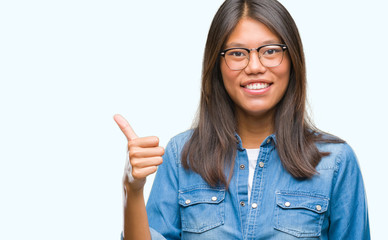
top-left (114, 114), bottom-right (164, 191)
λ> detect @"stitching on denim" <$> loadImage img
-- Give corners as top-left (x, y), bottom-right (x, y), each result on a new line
top-left (179, 185), bottom-right (226, 193)
top-left (276, 190), bottom-right (330, 200)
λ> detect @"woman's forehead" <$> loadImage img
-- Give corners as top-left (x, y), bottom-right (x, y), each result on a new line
top-left (224, 18), bottom-right (282, 48)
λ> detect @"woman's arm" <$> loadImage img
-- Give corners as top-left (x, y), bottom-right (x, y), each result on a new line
top-left (122, 181), bottom-right (151, 240)
top-left (114, 114), bottom-right (164, 240)
top-left (328, 144), bottom-right (370, 239)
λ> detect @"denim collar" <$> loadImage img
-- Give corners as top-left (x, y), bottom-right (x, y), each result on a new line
top-left (235, 133), bottom-right (276, 151)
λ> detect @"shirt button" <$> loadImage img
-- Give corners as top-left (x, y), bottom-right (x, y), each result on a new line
top-left (259, 162), bottom-right (264, 168)
top-left (284, 202), bottom-right (291, 207)
top-left (185, 199), bottom-right (191, 205)
top-left (267, 139), bottom-right (271, 144)
top-left (211, 196), bottom-right (217, 201)
top-left (251, 203), bottom-right (258, 209)
top-left (316, 205), bottom-right (322, 211)
top-left (240, 201), bottom-right (245, 207)
top-left (239, 164), bottom-right (245, 170)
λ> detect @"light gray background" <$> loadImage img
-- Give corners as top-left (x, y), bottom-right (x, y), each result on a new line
top-left (1, 0), bottom-right (387, 239)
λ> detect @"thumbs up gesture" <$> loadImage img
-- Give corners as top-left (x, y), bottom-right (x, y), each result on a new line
top-left (114, 114), bottom-right (164, 192)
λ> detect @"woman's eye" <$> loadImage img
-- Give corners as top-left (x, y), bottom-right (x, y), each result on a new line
top-left (263, 48), bottom-right (280, 55)
top-left (227, 51), bottom-right (246, 57)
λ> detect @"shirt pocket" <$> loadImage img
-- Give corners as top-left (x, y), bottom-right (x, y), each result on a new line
top-left (274, 191), bottom-right (329, 238)
top-left (178, 187), bottom-right (225, 233)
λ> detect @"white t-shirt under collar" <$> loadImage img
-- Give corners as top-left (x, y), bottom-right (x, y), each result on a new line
top-left (245, 148), bottom-right (260, 204)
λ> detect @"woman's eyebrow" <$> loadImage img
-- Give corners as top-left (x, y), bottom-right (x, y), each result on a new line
top-left (261, 39), bottom-right (282, 45)
top-left (225, 42), bottom-right (246, 48)
top-left (225, 39), bottom-right (282, 48)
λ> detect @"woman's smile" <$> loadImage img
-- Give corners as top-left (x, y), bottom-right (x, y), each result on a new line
top-left (241, 80), bottom-right (272, 94)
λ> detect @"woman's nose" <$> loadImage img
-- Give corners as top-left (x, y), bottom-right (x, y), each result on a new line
top-left (244, 52), bottom-right (267, 74)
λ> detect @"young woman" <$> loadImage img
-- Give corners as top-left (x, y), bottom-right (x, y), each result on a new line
top-left (115, 0), bottom-right (370, 239)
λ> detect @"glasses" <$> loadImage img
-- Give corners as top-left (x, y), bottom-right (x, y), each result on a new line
top-left (220, 44), bottom-right (287, 70)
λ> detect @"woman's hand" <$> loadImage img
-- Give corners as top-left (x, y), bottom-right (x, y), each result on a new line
top-left (114, 114), bottom-right (158, 240)
top-left (114, 114), bottom-right (164, 192)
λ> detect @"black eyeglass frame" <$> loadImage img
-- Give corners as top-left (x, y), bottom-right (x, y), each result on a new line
top-left (220, 43), bottom-right (288, 69)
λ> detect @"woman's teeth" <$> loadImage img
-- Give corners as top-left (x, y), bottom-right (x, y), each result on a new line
top-left (245, 83), bottom-right (270, 90)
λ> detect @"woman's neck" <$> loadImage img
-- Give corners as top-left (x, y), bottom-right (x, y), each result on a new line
top-left (236, 108), bottom-right (275, 149)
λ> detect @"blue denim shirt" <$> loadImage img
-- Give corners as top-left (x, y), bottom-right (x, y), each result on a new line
top-left (123, 130), bottom-right (370, 239)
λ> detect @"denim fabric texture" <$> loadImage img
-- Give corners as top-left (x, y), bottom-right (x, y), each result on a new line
top-left (126, 130), bottom-right (370, 239)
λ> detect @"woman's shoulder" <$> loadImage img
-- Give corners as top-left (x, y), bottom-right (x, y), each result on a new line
top-left (167, 129), bottom-right (194, 148)
top-left (163, 129), bottom-right (194, 160)
top-left (314, 133), bottom-right (359, 172)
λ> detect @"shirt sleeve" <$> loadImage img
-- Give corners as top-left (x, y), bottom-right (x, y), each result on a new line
top-left (328, 144), bottom-right (370, 239)
top-left (146, 137), bottom-right (181, 239)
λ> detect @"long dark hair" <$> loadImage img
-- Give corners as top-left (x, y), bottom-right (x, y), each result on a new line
top-left (181, 0), bottom-right (342, 187)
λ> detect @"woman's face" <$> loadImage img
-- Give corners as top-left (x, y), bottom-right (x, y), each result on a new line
top-left (220, 18), bottom-right (291, 118)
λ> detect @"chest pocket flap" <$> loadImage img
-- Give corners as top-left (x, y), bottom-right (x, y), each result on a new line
top-left (178, 187), bottom-right (225, 233)
top-left (276, 192), bottom-right (328, 213)
top-left (179, 187), bottom-right (225, 206)
top-left (274, 191), bottom-right (329, 238)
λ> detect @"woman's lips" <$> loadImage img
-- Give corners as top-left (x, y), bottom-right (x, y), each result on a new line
top-left (244, 82), bottom-right (270, 90)
top-left (241, 82), bottom-right (272, 94)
